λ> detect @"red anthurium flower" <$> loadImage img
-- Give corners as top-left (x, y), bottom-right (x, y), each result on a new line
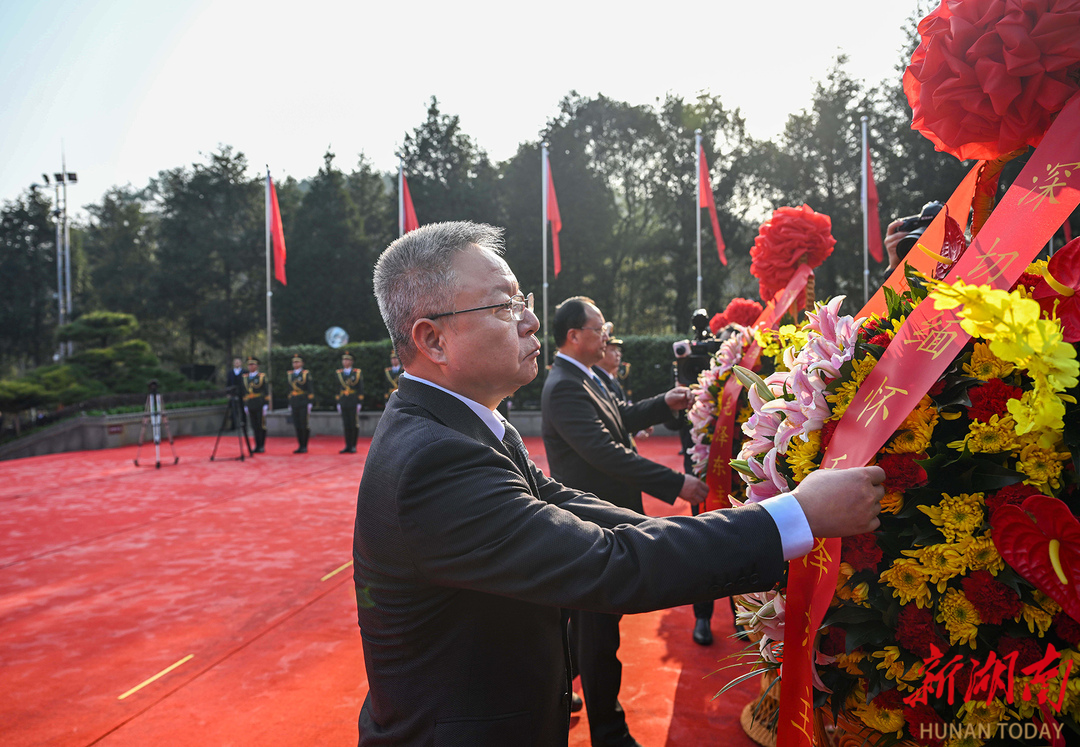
top-left (991, 494), bottom-right (1080, 624)
top-left (1033, 236), bottom-right (1080, 342)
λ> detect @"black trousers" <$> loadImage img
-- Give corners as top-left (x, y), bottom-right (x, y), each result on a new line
top-left (245, 401), bottom-right (266, 449)
top-left (290, 401), bottom-right (309, 448)
top-left (339, 402), bottom-right (359, 449)
top-left (570, 609), bottom-right (631, 746)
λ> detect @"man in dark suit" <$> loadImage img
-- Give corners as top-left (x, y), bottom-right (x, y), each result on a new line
top-left (352, 220), bottom-right (886, 747)
top-left (225, 357), bottom-right (244, 430)
top-left (542, 298), bottom-right (706, 747)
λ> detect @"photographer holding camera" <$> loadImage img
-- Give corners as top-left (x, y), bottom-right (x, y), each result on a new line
top-left (884, 200), bottom-right (943, 271)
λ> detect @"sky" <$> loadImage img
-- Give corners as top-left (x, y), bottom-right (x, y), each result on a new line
top-left (0, 0), bottom-right (929, 218)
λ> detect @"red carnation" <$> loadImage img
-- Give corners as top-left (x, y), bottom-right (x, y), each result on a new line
top-left (903, 702), bottom-right (946, 747)
top-left (903, 0), bottom-right (1080, 161)
top-left (1033, 237), bottom-right (1080, 342)
top-left (709, 313), bottom-right (728, 335)
top-left (896, 605), bottom-right (949, 658)
top-left (820, 625), bottom-right (847, 656)
top-left (968, 378), bottom-right (1022, 422)
top-left (872, 687), bottom-right (905, 711)
top-left (841, 533), bottom-right (883, 572)
top-left (986, 482), bottom-right (1041, 517)
top-left (1054, 611), bottom-right (1080, 644)
top-left (819, 420), bottom-right (839, 451)
top-left (961, 570), bottom-right (1022, 625)
top-left (750, 205), bottom-right (835, 303)
top-left (877, 453), bottom-right (929, 493)
top-left (723, 297), bottom-right (764, 328)
top-left (997, 636), bottom-right (1044, 670)
top-left (868, 333), bottom-right (892, 347)
top-left (928, 378), bottom-right (947, 397)
top-left (1012, 271), bottom-right (1044, 295)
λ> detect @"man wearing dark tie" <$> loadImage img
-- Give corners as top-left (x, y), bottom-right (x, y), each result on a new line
top-left (541, 297), bottom-right (706, 747)
top-left (351, 220), bottom-right (886, 747)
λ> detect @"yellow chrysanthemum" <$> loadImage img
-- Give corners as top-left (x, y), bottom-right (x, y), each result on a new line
top-left (885, 396), bottom-right (938, 454)
top-left (937, 588), bottom-right (981, 648)
top-left (964, 534), bottom-right (1004, 575)
top-left (881, 491), bottom-right (904, 515)
top-left (903, 543), bottom-right (966, 592)
top-left (959, 698), bottom-right (1007, 728)
top-left (834, 562), bottom-right (871, 607)
top-left (1016, 602), bottom-right (1053, 636)
top-left (852, 700), bottom-right (905, 737)
top-left (827, 356), bottom-right (879, 419)
top-left (1017, 443), bottom-right (1069, 490)
top-left (785, 428), bottom-right (821, 483)
top-left (947, 415), bottom-right (1019, 454)
top-left (880, 558), bottom-right (932, 608)
top-left (964, 341), bottom-right (1015, 380)
top-left (1034, 590), bottom-right (1062, 617)
top-left (919, 493), bottom-right (985, 543)
top-left (871, 646), bottom-right (920, 686)
top-left (835, 650), bottom-right (867, 677)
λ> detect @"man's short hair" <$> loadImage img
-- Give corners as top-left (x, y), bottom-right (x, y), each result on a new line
top-left (553, 296), bottom-right (596, 348)
top-left (373, 221), bottom-right (505, 365)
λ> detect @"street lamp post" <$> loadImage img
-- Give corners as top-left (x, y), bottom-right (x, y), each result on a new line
top-left (50, 159), bottom-right (77, 357)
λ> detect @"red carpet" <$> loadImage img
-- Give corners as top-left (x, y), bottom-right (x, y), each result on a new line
top-left (0, 435), bottom-right (762, 746)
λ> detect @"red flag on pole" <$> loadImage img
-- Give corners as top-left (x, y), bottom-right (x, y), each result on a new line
top-left (865, 144), bottom-right (884, 263)
top-left (547, 159), bottom-right (562, 277)
top-left (698, 146), bottom-right (726, 265)
top-left (269, 177), bottom-right (287, 285)
top-left (402, 175), bottom-right (420, 233)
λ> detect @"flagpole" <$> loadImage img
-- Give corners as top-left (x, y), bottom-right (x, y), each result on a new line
top-left (265, 168), bottom-right (273, 411)
top-left (541, 143), bottom-right (550, 375)
top-left (695, 130), bottom-right (703, 311)
top-left (861, 116), bottom-right (870, 305)
top-left (398, 154), bottom-right (405, 237)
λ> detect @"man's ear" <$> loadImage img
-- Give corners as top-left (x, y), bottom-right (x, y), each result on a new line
top-left (411, 318), bottom-right (449, 366)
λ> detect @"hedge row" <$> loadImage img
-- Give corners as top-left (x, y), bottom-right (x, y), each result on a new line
top-left (265, 335), bottom-right (689, 411)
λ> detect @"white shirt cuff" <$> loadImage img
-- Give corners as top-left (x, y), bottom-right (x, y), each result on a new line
top-left (759, 492), bottom-right (814, 561)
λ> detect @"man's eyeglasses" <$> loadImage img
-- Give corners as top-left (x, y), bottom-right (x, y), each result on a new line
top-left (429, 292), bottom-right (534, 322)
top-left (577, 322), bottom-right (614, 336)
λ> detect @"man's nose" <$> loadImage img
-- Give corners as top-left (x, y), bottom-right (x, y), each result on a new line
top-left (520, 307), bottom-right (541, 335)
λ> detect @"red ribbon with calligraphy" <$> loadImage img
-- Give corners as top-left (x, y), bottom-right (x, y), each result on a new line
top-left (861, 161), bottom-right (982, 318)
top-left (704, 264), bottom-right (814, 511)
top-left (776, 91), bottom-right (1080, 747)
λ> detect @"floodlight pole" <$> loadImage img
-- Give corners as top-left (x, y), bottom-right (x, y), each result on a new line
top-left (695, 130), bottom-right (703, 311)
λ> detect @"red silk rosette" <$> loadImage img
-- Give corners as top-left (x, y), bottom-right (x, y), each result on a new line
top-left (904, 0), bottom-right (1080, 161)
top-left (749, 205), bottom-right (835, 304)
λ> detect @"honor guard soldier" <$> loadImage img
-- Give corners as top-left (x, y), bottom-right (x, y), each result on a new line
top-left (288, 353), bottom-right (314, 453)
top-left (384, 350), bottom-right (403, 403)
top-left (335, 351), bottom-right (363, 453)
top-left (243, 356), bottom-right (269, 453)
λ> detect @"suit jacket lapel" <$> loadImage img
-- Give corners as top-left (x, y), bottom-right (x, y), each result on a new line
top-left (553, 358), bottom-right (628, 442)
top-left (394, 378), bottom-right (534, 489)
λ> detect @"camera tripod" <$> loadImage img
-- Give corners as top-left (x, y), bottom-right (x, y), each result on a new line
top-left (134, 386), bottom-right (180, 469)
top-left (210, 392), bottom-right (254, 461)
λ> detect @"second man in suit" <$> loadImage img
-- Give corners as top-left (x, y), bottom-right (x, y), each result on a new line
top-left (541, 296), bottom-right (708, 747)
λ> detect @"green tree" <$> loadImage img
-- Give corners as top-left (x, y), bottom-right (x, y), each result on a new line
top-left (56, 310), bottom-right (138, 348)
top-left (150, 146), bottom-right (263, 364)
top-left (83, 187), bottom-right (158, 322)
top-left (0, 379), bottom-right (53, 436)
top-left (0, 188), bottom-right (59, 373)
top-left (399, 97), bottom-right (500, 226)
top-left (277, 151), bottom-right (387, 346)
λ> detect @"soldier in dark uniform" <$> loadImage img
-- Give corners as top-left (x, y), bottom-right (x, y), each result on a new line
top-left (243, 356), bottom-right (269, 453)
top-left (383, 350), bottom-right (403, 404)
top-left (288, 353), bottom-right (314, 454)
top-left (335, 351), bottom-right (363, 454)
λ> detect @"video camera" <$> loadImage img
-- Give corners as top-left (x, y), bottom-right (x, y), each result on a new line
top-left (672, 309), bottom-right (725, 387)
top-left (894, 200), bottom-right (944, 259)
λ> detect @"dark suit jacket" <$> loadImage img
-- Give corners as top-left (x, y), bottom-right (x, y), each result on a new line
top-left (225, 367), bottom-right (243, 392)
top-left (352, 377), bottom-right (784, 746)
top-left (592, 365), bottom-right (627, 402)
top-left (542, 356), bottom-right (682, 513)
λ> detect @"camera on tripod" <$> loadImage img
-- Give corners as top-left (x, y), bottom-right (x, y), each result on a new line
top-left (893, 200), bottom-right (944, 260)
